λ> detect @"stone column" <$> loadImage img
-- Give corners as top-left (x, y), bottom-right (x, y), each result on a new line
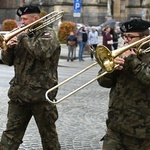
top-left (113, 0), bottom-right (121, 20)
top-left (106, 0), bottom-right (112, 20)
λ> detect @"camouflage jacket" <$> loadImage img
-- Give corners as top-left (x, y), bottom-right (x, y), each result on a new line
top-left (97, 53), bottom-right (150, 139)
top-left (2, 26), bottom-right (61, 103)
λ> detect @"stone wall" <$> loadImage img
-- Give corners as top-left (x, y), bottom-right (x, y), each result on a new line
top-left (0, 0), bottom-right (149, 28)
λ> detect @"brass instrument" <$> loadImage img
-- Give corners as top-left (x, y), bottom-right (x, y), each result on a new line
top-left (45, 35), bottom-right (150, 104)
top-left (0, 11), bottom-right (64, 50)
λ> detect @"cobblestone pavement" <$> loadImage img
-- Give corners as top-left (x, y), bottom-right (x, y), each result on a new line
top-left (0, 50), bottom-right (110, 149)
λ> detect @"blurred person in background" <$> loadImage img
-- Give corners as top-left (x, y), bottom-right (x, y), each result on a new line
top-left (66, 31), bottom-right (77, 62)
top-left (112, 25), bottom-right (121, 50)
top-left (102, 25), bottom-right (113, 51)
top-left (88, 26), bottom-right (99, 60)
top-left (77, 25), bottom-right (88, 61)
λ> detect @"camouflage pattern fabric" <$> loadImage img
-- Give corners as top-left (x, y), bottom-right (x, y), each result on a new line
top-left (97, 52), bottom-right (150, 145)
top-left (102, 129), bottom-right (150, 150)
top-left (0, 101), bottom-right (60, 150)
top-left (0, 26), bottom-right (61, 149)
top-left (2, 26), bottom-right (61, 103)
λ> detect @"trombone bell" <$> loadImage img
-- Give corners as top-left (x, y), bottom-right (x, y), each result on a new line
top-left (95, 35), bottom-right (150, 72)
top-left (45, 35), bottom-right (150, 104)
top-left (95, 45), bottom-right (115, 72)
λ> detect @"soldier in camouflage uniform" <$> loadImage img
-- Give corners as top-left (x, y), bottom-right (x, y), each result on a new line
top-left (97, 19), bottom-right (150, 150)
top-left (0, 5), bottom-right (61, 150)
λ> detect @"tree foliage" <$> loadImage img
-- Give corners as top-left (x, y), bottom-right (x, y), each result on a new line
top-left (57, 21), bottom-right (76, 43)
top-left (1, 19), bottom-right (18, 31)
top-left (40, 10), bottom-right (47, 17)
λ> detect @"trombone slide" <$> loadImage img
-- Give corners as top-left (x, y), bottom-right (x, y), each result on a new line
top-left (0, 11), bottom-right (64, 51)
top-left (45, 35), bottom-right (150, 104)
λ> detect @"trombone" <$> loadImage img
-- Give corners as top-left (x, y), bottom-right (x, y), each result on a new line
top-left (0, 10), bottom-right (64, 50)
top-left (45, 35), bottom-right (150, 104)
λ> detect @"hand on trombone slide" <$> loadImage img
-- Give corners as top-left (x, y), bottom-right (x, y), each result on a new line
top-left (114, 49), bottom-right (136, 70)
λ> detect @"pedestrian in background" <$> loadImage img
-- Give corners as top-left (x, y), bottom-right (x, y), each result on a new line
top-left (0, 5), bottom-right (61, 150)
top-left (112, 25), bottom-right (121, 49)
top-left (102, 25), bottom-right (113, 51)
top-left (98, 19), bottom-right (150, 150)
top-left (66, 31), bottom-right (77, 62)
top-left (88, 26), bottom-right (99, 60)
top-left (77, 25), bottom-right (88, 61)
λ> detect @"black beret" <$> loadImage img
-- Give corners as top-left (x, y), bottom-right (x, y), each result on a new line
top-left (120, 19), bottom-right (150, 33)
top-left (17, 5), bottom-right (41, 17)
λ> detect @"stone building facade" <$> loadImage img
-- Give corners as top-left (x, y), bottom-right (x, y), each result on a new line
top-left (0, 0), bottom-right (149, 26)
top-left (142, 0), bottom-right (150, 21)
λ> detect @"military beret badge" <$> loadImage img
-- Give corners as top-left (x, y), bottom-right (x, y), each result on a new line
top-left (17, 5), bottom-right (41, 17)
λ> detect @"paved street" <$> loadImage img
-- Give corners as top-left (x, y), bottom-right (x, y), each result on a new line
top-left (0, 43), bottom-right (111, 150)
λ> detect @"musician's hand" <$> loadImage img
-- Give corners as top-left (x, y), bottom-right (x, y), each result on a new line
top-left (114, 57), bottom-right (125, 70)
top-left (121, 49), bottom-right (136, 58)
top-left (7, 36), bottom-right (18, 48)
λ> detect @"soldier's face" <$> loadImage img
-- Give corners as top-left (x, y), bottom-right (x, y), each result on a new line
top-left (122, 32), bottom-right (141, 44)
top-left (20, 14), bottom-right (39, 26)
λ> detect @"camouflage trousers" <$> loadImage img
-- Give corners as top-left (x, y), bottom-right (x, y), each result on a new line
top-left (0, 100), bottom-right (60, 150)
top-left (101, 129), bottom-right (150, 150)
